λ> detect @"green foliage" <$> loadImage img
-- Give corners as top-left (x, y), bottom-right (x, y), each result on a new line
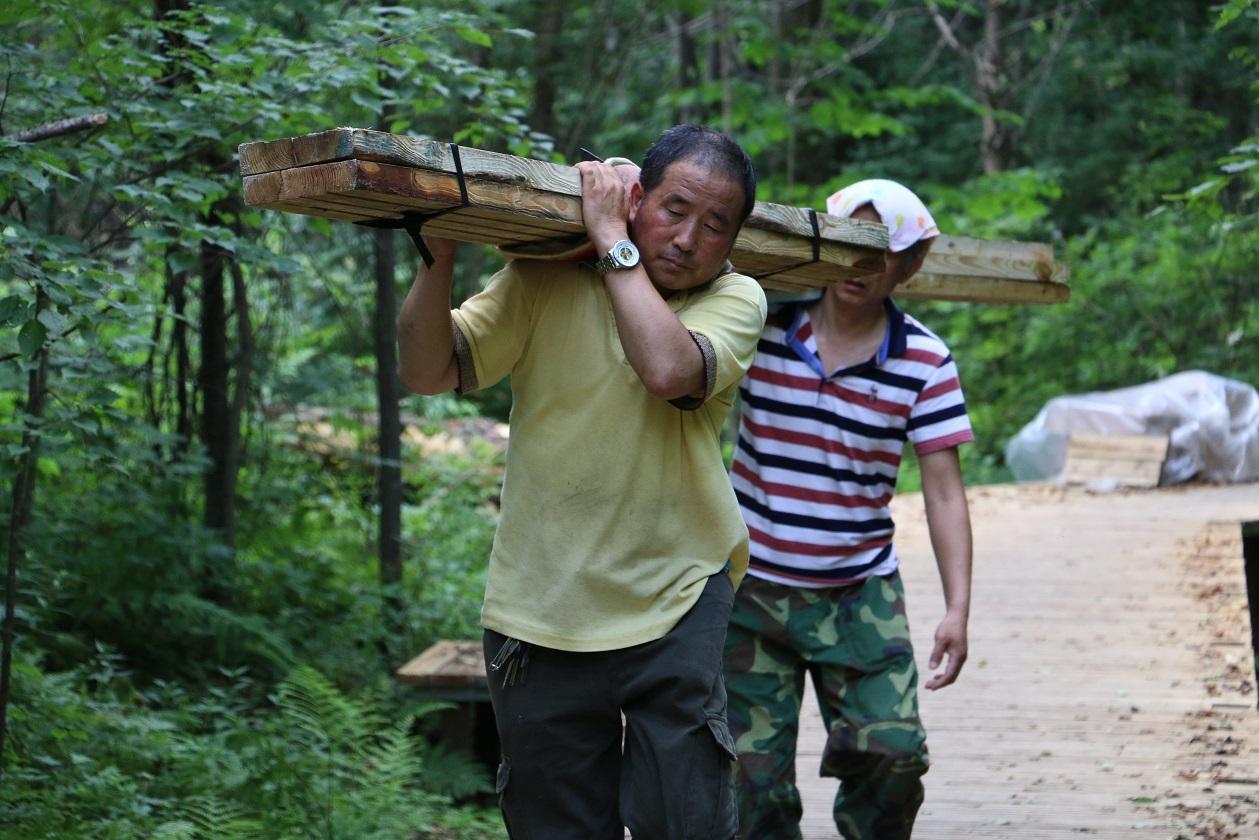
top-left (5, 0), bottom-right (1259, 834)
top-left (2, 654), bottom-right (502, 838)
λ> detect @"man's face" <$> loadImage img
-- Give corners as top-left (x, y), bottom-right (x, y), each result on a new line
top-left (628, 158), bottom-right (744, 293)
top-left (828, 203), bottom-right (921, 307)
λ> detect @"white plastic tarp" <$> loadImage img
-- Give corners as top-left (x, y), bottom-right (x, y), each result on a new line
top-left (1005, 370), bottom-right (1259, 485)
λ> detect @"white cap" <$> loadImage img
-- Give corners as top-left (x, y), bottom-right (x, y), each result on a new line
top-left (825, 179), bottom-right (939, 253)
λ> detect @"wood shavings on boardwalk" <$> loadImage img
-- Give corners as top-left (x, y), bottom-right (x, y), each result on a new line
top-left (795, 481), bottom-right (1258, 839)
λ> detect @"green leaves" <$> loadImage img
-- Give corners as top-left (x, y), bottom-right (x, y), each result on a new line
top-left (17, 318), bottom-right (46, 357)
top-left (454, 22), bottom-right (493, 48)
top-left (0, 294), bottom-right (25, 326)
top-left (1216, 0), bottom-right (1258, 29)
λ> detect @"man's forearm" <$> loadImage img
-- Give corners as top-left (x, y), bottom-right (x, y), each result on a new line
top-left (925, 494), bottom-right (972, 617)
top-left (919, 448), bottom-right (973, 617)
top-left (397, 250), bottom-right (459, 395)
top-left (602, 270), bottom-right (706, 400)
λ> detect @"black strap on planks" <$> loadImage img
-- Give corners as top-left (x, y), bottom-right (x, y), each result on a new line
top-left (751, 208), bottom-right (822, 282)
top-left (355, 143), bottom-right (469, 268)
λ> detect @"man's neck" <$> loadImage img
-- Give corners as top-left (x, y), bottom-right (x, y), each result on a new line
top-left (809, 295), bottom-right (886, 339)
top-left (806, 295), bottom-right (889, 374)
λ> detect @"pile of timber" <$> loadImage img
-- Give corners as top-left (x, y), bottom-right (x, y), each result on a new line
top-left (239, 128), bottom-right (1069, 304)
top-left (1061, 433), bottom-right (1171, 489)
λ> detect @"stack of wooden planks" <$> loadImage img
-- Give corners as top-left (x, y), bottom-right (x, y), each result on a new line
top-left (396, 639), bottom-right (487, 698)
top-left (1061, 432), bottom-right (1171, 488)
top-left (239, 128), bottom-right (1069, 304)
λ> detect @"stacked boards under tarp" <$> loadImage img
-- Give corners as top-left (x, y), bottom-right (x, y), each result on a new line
top-left (239, 128), bottom-right (1069, 305)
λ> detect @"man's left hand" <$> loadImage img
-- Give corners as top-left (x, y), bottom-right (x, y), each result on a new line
top-left (575, 160), bottom-right (632, 253)
top-left (925, 610), bottom-right (968, 690)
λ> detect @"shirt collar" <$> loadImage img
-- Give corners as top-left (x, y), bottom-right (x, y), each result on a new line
top-left (881, 297), bottom-right (908, 362)
top-left (786, 296), bottom-right (908, 377)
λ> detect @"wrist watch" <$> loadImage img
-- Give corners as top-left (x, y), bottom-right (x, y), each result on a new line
top-left (593, 239), bottom-right (640, 274)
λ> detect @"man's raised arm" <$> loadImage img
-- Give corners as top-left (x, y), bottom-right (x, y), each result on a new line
top-left (397, 238), bottom-right (460, 395)
top-left (577, 161), bottom-right (707, 401)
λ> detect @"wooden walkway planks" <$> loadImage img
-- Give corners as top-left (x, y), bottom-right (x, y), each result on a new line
top-left (796, 481), bottom-right (1259, 839)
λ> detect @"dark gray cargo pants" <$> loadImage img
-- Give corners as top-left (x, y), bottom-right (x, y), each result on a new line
top-left (483, 572), bottom-right (738, 840)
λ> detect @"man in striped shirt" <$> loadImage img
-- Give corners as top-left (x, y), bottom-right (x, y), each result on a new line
top-left (724, 180), bottom-right (974, 840)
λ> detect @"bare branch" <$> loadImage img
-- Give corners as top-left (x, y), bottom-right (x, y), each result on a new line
top-left (1016, 3), bottom-right (1086, 128)
top-left (0, 57), bottom-right (13, 135)
top-left (784, 4), bottom-right (905, 103)
top-left (926, 1), bottom-right (966, 54)
top-left (10, 113), bottom-right (108, 143)
top-left (911, 6), bottom-right (969, 85)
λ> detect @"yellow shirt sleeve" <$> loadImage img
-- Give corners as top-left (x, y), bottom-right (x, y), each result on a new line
top-left (677, 272), bottom-right (768, 401)
top-left (449, 261), bottom-right (537, 391)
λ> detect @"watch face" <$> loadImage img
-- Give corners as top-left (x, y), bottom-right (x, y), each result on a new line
top-left (614, 240), bottom-right (639, 267)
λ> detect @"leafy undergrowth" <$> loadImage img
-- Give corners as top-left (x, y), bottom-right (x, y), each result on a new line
top-left (2, 655), bottom-right (505, 839)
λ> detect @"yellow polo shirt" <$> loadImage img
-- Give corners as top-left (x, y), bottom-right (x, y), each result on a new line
top-left (450, 259), bottom-right (766, 652)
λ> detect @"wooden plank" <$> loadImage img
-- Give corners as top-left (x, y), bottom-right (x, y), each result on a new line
top-left (924, 235), bottom-right (1061, 283)
top-left (245, 159), bottom-right (588, 232)
top-left (1067, 433), bottom-right (1171, 460)
top-left (242, 129), bottom-right (887, 252)
top-left (239, 128), bottom-right (1073, 303)
top-left (240, 128), bottom-right (887, 248)
top-left (1061, 433), bottom-right (1170, 488)
top-left (899, 271), bottom-right (1071, 304)
top-left (395, 639), bottom-right (487, 691)
top-left (244, 161), bottom-right (886, 279)
top-left (1063, 458), bottom-right (1162, 484)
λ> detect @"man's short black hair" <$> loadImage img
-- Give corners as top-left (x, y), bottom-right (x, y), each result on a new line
top-left (640, 124), bottom-right (757, 225)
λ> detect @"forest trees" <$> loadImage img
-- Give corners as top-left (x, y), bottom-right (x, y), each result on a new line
top-left (2, 0), bottom-right (1259, 835)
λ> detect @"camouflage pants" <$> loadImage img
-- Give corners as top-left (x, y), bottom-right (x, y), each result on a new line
top-left (724, 572), bottom-right (928, 840)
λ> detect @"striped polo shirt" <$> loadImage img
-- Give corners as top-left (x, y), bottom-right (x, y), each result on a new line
top-left (731, 298), bottom-right (973, 588)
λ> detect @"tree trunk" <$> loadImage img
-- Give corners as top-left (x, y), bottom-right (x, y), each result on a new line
top-left (712, 0), bottom-right (734, 134)
top-left (978, 0), bottom-right (1012, 173)
top-left (374, 56), bottom-right (405, 652)
top-left (145, 268), bottom-right (171, 430)
top-left (673, 12), bottom-right (699, 125)
top-left (530, 0), bottom-right (565, 143)
top-left (228, 257), bottom-right (253, 503)
top-left (172, 269), bottom-right (192, 450)
top-left (154, 0), bottom-right (192, 455)
top-left (373, 227), bottom-right (404, 643)
top-left (1, 293), bottom-right (50, 774)
top-left (199, 195), bottom-right (236, 558)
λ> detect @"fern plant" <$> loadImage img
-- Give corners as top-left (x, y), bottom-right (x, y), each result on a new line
top-left (151, 796), bottom-right (265, 840)
top-left (265, 666), bottom-right (452, 838)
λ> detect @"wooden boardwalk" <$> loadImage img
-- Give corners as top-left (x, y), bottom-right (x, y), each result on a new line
top-left (796, 481), bottom-right (1259, 839)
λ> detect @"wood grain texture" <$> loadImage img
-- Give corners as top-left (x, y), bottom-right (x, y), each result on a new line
top-left (924, 235), bottom-right (1070, 283)
top-left (795, 483), bottom-right (1259, 839)
top-left (240, 128), bottom-right (882, 247)
top-left (395, 639), bottom-right (487, 691)
top-left (898, 272), bottom-right (1072, 304)
top-left (1067, 433), bottom-right (1171, 459)
top-left (1061, 434), bottom-right (1170, 488)
top-left (239, 129), bottom-right (1076, 302)
top-left (240, 126), bottom-right (581, 194)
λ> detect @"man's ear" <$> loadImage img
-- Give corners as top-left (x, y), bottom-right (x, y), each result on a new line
top-left (627, 180), bottom-right (644, 227)
top-left (894, 240), bottom-right (932, 286)
top-left (905, 248), bottom-right (929, 279)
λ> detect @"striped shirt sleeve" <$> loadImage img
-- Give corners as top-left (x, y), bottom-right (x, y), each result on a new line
top-left (906, 354), bottom-right (974, 455)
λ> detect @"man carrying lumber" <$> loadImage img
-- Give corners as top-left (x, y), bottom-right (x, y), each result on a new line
top-left (396, 125), bottom-right (767, 839)
top-left (724, 180), bottom-right (974, 840)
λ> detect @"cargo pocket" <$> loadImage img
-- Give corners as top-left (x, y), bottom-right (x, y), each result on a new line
top-left (688, 714), bottom-right (739, 839)
top-left (495, 759), bottom-right (518, 839)
top-left (706, 714), bottom-right (739, 762)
